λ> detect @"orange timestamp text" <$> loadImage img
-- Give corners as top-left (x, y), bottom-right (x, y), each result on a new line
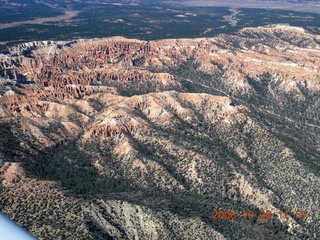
top-left (211, 209), bottom-right (307, 220)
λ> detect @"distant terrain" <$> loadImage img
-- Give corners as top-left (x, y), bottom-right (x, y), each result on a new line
top-left (0, 0), bottom-right (320, 50)
top-left (167, 0), bottom-right (320, 13)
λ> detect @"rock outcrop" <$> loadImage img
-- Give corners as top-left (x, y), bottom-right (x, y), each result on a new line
top-left (0, 25), bottom-right (319, 239)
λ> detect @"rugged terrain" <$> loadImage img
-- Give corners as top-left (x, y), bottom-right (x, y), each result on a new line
top-left (0, 25), bottom-right (319, 239)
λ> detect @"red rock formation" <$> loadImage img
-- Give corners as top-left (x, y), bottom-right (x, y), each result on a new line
top-left (1, 25), bottom-right (319, 117)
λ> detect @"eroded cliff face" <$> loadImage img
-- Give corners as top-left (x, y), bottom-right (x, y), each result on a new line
top-left (0, 25), bottom-right (319, 240)
top-left (1, 25), bottom-right (320, 104)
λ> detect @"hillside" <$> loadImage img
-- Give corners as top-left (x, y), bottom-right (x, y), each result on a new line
top-left (0, 25), bottom-right (319, 239)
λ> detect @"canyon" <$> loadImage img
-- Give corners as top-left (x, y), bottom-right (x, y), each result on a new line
top-left (0, 25), bottom-right (319, 239)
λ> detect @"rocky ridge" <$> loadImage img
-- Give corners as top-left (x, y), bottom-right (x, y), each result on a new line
top-left (0, 25), bottom-right (319, 239)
